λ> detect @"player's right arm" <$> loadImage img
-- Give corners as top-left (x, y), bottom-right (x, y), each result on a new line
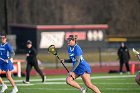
top-left (64, 59), bottom-right (72, 63)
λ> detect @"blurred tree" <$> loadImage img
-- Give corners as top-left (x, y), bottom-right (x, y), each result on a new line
top-left (0, 0), bottom-right (139, 36)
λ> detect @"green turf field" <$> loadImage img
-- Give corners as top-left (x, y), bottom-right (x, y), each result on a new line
top-left (1, 73), bottom-right (140, 93)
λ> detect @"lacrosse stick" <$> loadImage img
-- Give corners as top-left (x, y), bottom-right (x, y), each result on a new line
top-left (48, 45), bottom-right (74, 80)
top-left (132, 48), bottom-right (140, 61)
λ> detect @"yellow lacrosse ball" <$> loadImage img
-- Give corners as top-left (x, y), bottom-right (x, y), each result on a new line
top-left (51, 48), bottom-right (55, 51)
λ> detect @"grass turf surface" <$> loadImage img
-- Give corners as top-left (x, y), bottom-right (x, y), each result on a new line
top-left (1, 73), bottom-right (140, 93)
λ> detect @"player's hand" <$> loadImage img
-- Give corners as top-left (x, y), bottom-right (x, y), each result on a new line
top-left (4, 59), bottom-right (8, 63)
top-left (68, 72), bottom-right (72, 76)
top-left (60, 59), bottom-right (64, 63)
top-left (68, 72), bottom-right (74, 77)
top-left (68, 72), bottom-right (75, 80)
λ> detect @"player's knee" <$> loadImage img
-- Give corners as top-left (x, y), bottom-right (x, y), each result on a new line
top-left (66, 77), bottom-right (72, 85)
top-left (7, 75), bottom-right (12, 80)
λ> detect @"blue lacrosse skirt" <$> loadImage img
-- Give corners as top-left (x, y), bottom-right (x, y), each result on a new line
top-left (0, 60), bottom-right (14, 72)
top-left (73, 62), bottom-right (91, 76)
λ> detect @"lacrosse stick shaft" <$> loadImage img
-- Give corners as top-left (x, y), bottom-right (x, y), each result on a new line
top-left (48, 45), bottom-right (74, 80)
top-left (55, 55), bottom-right (75, 80)
top-left (55, 55), bottom-right (70, 73)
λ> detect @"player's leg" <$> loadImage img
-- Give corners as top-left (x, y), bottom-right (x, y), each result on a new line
top-left (33, 62), bottom-right (45, 82)
top-left (24, 63), bottom-right (32, 83)
top-left (6, 70), bottom-right (18, 93)
top-left (66, 72), bottom-right (83, 90)
top-left (0, 70), bottom-right (5, 84)
top-left (135, 71), bottom-right (140, 85)
top-left (81, 73), bottom-right (101, 93)
top-left (6, 70), bottom-right (16, 86)
top-left (0, 70), bottom-right (8, 92)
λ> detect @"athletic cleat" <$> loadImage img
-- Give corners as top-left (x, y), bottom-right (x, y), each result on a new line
top-left (23, 80), bottom-right (30, 84)
top-left (81, 87), bottom-right (86, 93)
top-left (11, 86), bottom-right (18, 93)
top-left (1, 84), bottom-right (8, 92)
top-left (42, 76), bottom-right (46, 83)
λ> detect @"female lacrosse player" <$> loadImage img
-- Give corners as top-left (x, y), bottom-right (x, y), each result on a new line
top-left (62, 35), bottom-right (101, 93)
top-left (0, 34), bottom-right (18, 93)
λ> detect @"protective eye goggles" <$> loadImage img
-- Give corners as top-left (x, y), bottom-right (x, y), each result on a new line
top-left (0, 36), bottom-right (6, 39)
top-left (67, 38), bottom-right (73, 41)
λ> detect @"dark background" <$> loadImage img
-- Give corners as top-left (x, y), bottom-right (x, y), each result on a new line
top-left (0, 0), bottom-right (139, 37)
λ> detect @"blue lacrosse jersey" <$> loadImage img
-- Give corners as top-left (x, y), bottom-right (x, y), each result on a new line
top-left (67, 44), bottom-right (91, 76)
top-left (0, 42), bottom-right (14, 71)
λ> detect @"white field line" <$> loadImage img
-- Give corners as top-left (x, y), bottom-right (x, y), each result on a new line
top-left (4, 82), bottom-right (135, 87)
top-left (17, 87), bottom-right (140, 91)
top-left (19, 88), bottom-right (76, 90)
top-left (1, 75), bottom-right (136, 87)
top-left (4, 75), bottom-right (135, 83)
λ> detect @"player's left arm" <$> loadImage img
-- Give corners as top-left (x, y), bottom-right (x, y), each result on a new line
top-left (71, 45), bottom-right (83, 72)
top-left (7, 43), bottom-right (15, 59)
top-left (71, 56), bottom-right (81, 72)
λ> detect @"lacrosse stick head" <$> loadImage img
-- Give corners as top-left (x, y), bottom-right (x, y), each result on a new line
top-left (132, 48), bottom-right (140, 55)
top-left (48, 45), bottom-right (57, 55)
